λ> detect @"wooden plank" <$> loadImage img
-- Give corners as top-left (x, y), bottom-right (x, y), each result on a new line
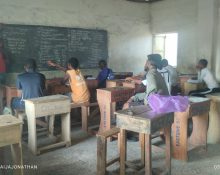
top-left (0, 115), bottom-right (22, 128)
top-left (140, 133), bottom-right (145, 165)
top-left (11, 142), bottom-right (24, 175)
top-left (115, 108), bottom-right (174, 134)
top-left (145, 134), bottom-right (152, 175)
top-left (106, 156), bottom-right (120, 167)
top-left (120, 129), bottom-right (127, 175)
top-left (207, 94), bottom-right (220, 143)
top-left (106, 79), bottom-right (124, 88)
top-left (97, 136), bottom-right (106, 175)
top-left (97, 127), bottom-right (120, 138)
top-left (172, 111), bottom-right (188, 161)
top-left (24, 95), bottom-right (69, 104)
top-left (184, 82), bottom-right (206, 95)
top-left (25, 96), bottom-right (70, 117)
top-left (164, 126), bottom-right (171, 175)
top-left (38, 141), bottom-right (67, 154)
top-left (189, 113), bottom-right (208, 148)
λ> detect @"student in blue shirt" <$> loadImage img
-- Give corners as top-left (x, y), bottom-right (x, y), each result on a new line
top-left (11, 59), bottom-right (46, 111)
top-left (97, 60), bottom-right (114, 88)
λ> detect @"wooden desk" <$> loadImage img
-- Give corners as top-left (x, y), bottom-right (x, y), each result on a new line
top-left (5, 86), bottom-right (21, 107)
top-left (0, 115), bottom-right (23, 175)
top-left (179, 74), bottom-right (196, 94)
top-left (172, 97), bottom-right (210, 161)
top-left (115, 105), bottom-right (174, 175)
top-left (184, 82), bottom-right (205, 95)
top-left (122, 81), bottom-right (146, 93)
top-left (106, 79), bottom-right (124, 88)
top-left (113, 72), bottom-right (133, 79)
top-left (97, 87), bottom-right (134, 133)
top-left (206, 93), bottom-right (220, 144)
top-left (25, 95), bottom-right (71, 155)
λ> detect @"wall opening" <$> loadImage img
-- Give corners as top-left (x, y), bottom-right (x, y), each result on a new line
top-left (153, 33), bottom-right (178, 67)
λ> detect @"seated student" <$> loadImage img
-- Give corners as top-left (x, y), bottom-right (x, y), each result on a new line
top-left (11, 59), bottom-right (46, 111)
top-left (124, 54), bottom-right (169, 108)
top-left (160, 59), bottom-right (180, 95)
top-left (188, 59), bottom-right (220, 97)
top-left (97, 60), bottom-right (114, 88)
top-left (48, 58), bottom-right (90, 103)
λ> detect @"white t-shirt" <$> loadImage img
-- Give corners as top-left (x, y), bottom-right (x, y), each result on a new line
top-left (188, 67), bottom-right (219, 89)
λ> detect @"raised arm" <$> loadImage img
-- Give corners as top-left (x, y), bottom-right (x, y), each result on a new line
top-left (47, 60), bottom-right (67, 72)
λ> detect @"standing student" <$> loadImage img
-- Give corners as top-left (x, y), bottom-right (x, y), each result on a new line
top-left (11, 59), bottom-right (46, 111)
top-left (97, 60), bottom-right (114, 88)
top-left (124, 54), bottom-right (169, 108)
top-left (0, 39), bottom-right (8, 84)
top-left (48, 58), bottom-right (90, 103)
top-left (188, 59), bottom-right (220, 97)
top-left (160, 59), bottom-right (180, 95)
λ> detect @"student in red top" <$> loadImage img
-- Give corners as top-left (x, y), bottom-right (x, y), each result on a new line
top-left (0, 39), bottom-right (7, 84)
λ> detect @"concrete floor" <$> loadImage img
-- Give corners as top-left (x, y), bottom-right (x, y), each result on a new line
top-left (2, 128), bottom-right (220, 175)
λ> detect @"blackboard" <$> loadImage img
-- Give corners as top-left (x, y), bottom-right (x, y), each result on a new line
top-left (0, 24), bottom-right (108, 72)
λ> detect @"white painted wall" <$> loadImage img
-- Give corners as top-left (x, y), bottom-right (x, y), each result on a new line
top-left (0, 0), bottom-right (151, 79)
top-left (150, 0), bottom-right (198, 74)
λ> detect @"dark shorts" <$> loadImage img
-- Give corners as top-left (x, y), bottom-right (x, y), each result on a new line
top-left (11, 97), bottom-right (25, 110)
top-left (189, 87), bottom-right (220, 97)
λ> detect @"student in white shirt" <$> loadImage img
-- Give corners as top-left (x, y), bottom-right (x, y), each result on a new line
top-left (188, 59), bottom-right (220, 97)
top-left (160, 59), bottom-right (180, 95)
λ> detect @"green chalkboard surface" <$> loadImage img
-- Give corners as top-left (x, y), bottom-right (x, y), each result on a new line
top-left (0, 24), bottom-right (108, 72)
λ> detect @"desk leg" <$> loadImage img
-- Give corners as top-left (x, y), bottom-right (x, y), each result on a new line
top-left (164, 126), bottom-right (171, 175)
top-left (97, 136), bottom-right (106, 175)
top-left (98, 102), bottom-right (111, 133)
top-left (189, 113), bottom-right (208, 150)
top-left (172, 112), bottom-right (188, 161)
top-left (61, 113), bottom-right (71, 147)
top-left (49, 115), bottom-right (55, 136)
top-left (140, 133), bottom-right (145, 165)
top-left (145, 134), bottom-right (152, 175)
top-left (208, 100), bottom-right (220, 143)
top-left (120, 129), bottom-right (127, 175)
top-left (11, 142), bottom-right (23, 175)
top-left (81, 106), bottom-right (88, 133)
top-left (27, 115), bottom-right (37, 155)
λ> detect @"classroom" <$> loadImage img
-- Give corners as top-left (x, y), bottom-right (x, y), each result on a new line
top-left (0, 0), bottom-right (220, 175)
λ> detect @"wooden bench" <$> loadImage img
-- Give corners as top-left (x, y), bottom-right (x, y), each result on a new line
top-left (71, 101), bottom-right (98, 133)
top-left (96, 127), bottom-right (120, 175)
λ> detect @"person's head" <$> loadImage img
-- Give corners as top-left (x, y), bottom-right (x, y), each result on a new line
top-left (161, 59), bottom-right (168, 67)
top-left (196, 59), bottom-right (208, 70)
top-left (144, 54), bottom-right (162, 72)
top-left (98, 60), bottom-right (107, 70)
top-left (67, 57), bottom-right (79, 70)
top-left (24, 59), bottom-right (37, 72)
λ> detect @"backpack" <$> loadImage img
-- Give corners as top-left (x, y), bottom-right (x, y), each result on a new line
top-left (107, 69), bottom-right (114, 80)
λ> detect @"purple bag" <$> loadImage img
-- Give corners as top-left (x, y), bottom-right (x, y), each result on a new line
top-left (148, 94), bottom-right (189, 113)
